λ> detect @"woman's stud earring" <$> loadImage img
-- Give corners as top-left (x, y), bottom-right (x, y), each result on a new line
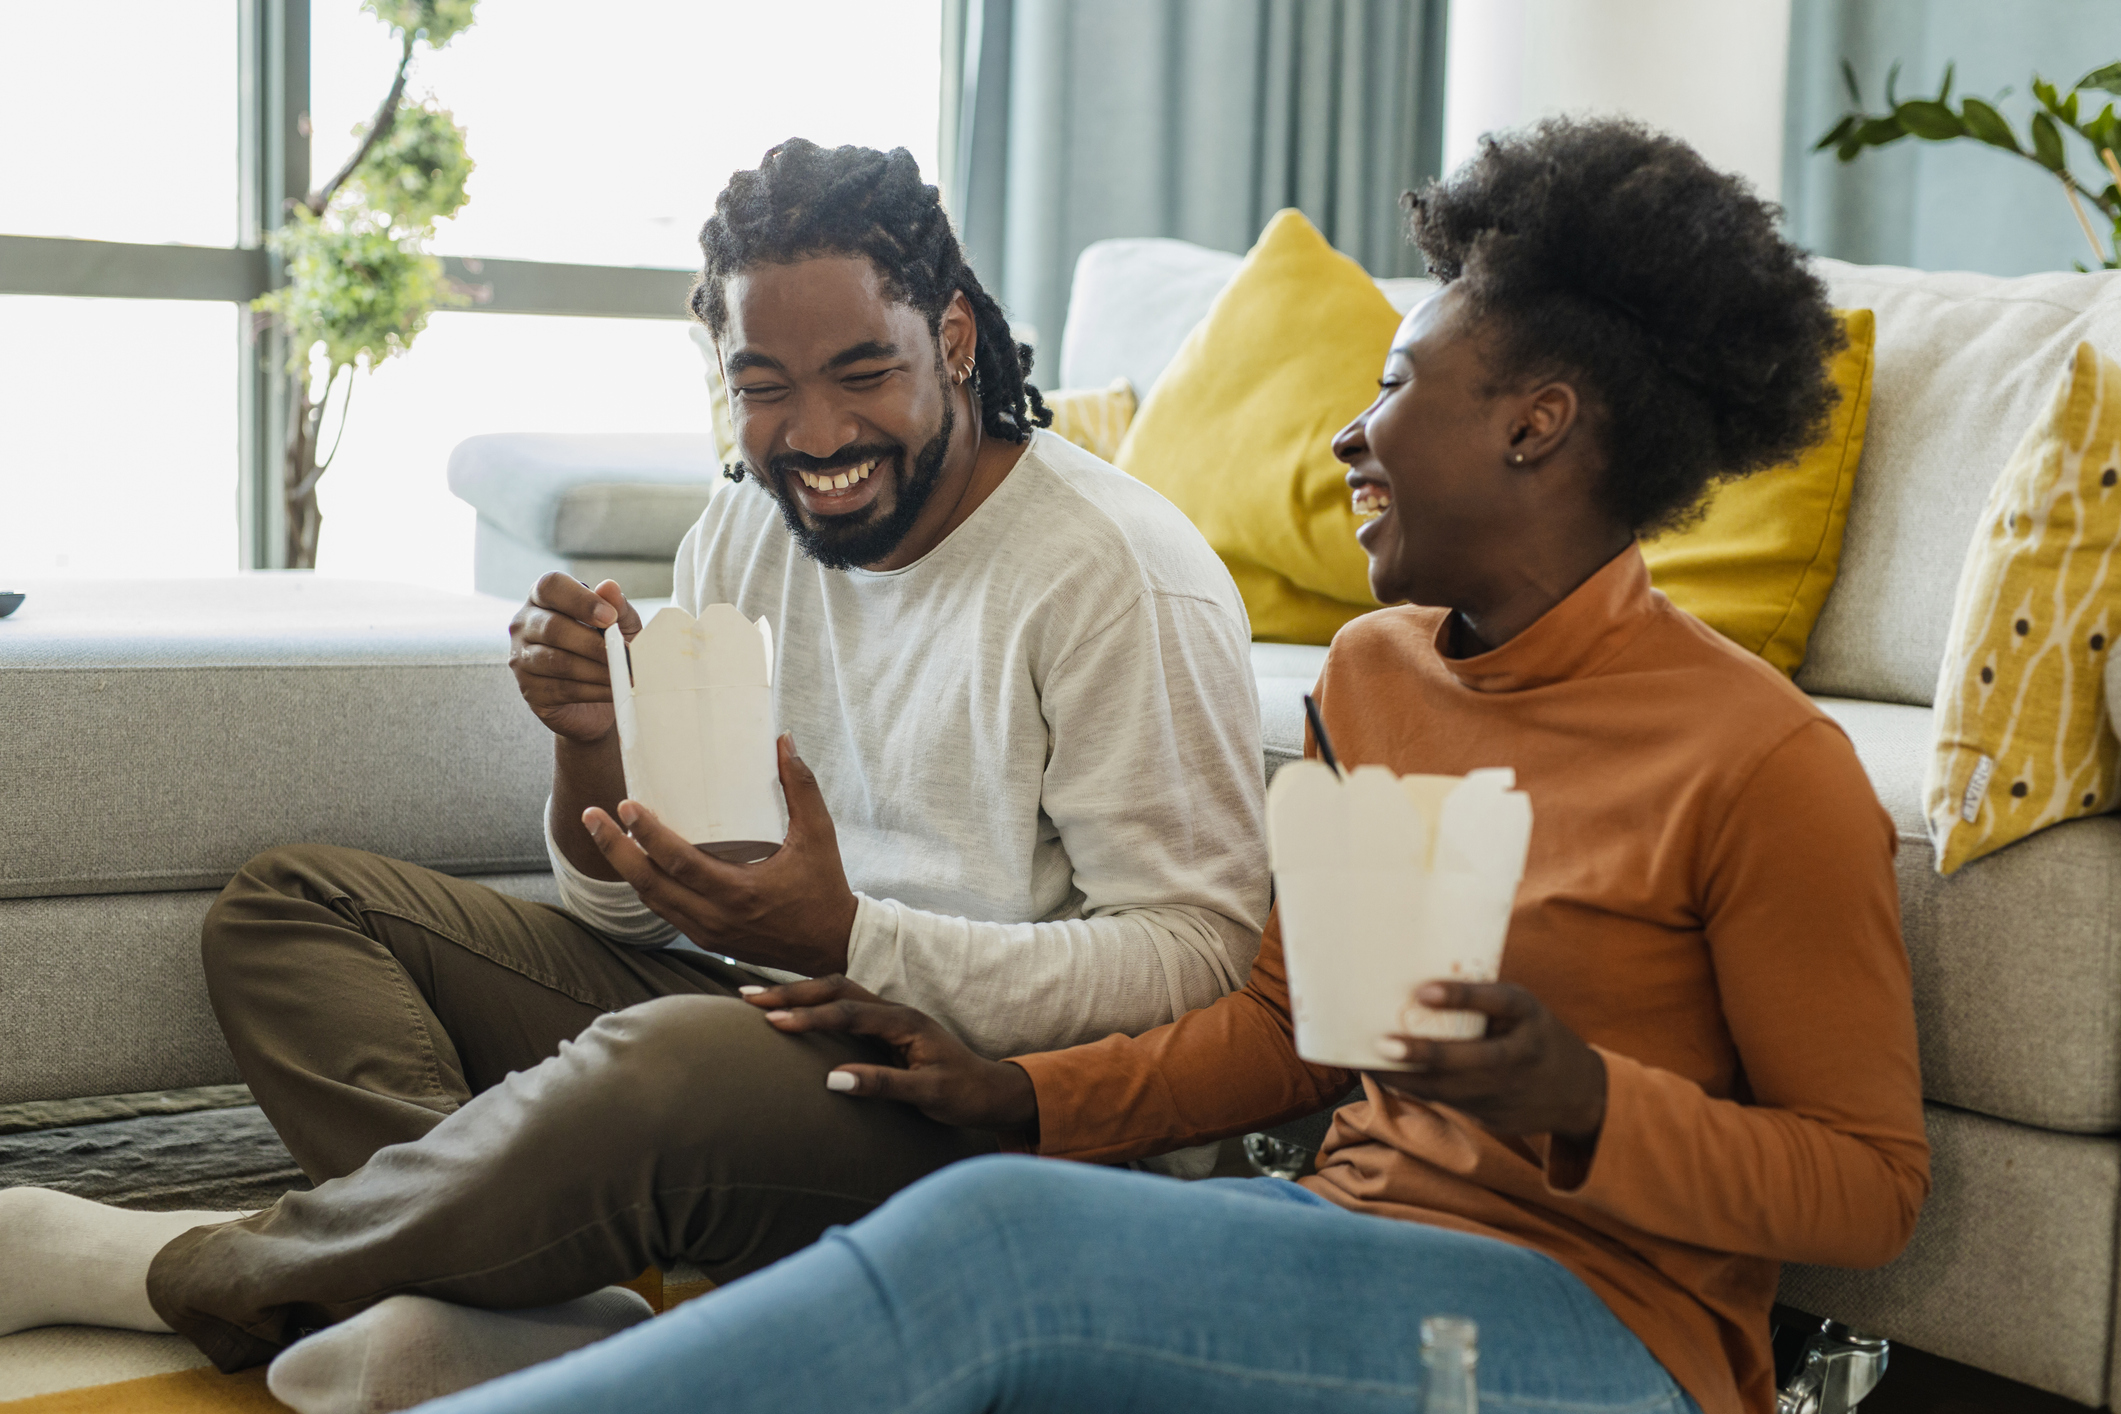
top-left (1509, 452), bottom-right (1527, 466)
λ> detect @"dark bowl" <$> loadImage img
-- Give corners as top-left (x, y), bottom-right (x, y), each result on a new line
top-left (0, 593), bottom-right (23, 619)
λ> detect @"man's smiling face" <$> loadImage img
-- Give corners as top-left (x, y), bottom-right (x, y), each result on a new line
top-left (719, 255), bottom-right (956, 570)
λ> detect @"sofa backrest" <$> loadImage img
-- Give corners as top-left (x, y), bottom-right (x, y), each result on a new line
top-left (1058, 237), bottom-right (2121, 707)
top-left (1803, 259), bottom-right (2121, 706)
top-left (1056, 236), bottom-right (1435, 395)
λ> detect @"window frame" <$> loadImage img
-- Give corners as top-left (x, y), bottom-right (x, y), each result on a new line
top-left (0, 0), bottom-right (695, 570)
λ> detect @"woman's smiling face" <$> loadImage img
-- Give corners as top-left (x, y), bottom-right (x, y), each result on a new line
top-left (1334, 284), bottom-right (1522, 610)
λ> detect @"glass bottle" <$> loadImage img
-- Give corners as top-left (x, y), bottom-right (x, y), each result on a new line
top-left (1421, 1315), bottom-right (1479, 1414)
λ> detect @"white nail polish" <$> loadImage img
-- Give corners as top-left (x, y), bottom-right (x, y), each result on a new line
top-left (825, 1071), bottom-right (858, 1092)
top-left (738, 985), bottom-right (766, 996)
top-left (1375, 1037), bottom-right (1410, 1061)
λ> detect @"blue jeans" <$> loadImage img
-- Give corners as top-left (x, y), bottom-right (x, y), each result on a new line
top-left (418, 1154), bottom-right (1701, 1414)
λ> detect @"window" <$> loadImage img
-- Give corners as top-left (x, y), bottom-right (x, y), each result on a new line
top-left (0, 297), bottom-right (239, 578)
top-left (0, 4), bottom-right (240, 248)
top-left (1, 1), bottom-right (944, 591)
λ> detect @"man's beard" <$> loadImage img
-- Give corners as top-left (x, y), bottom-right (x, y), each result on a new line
top-left (760, 391), bottom-right (956, 571)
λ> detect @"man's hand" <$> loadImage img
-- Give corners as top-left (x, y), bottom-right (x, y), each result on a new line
top-left (741, 975), bottom-right (1040, 1132)
top-left (584, 735), bottom-right (860, 975)
top-left (1368, 981), bottom-right (1608, 1148)
top-left (508, 574), bottom-right (641, 744)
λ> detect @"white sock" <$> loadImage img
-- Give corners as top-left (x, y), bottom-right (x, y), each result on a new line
top-left (266, 1288), bottom-right (654, 1414)
top-left (0, 1187), bottom-right (244, 1335)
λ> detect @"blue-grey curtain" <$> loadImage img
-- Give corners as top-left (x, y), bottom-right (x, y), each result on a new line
top-left (1783, 0), bottom-right (2121, 275)
top-left (942, 0), bottom-right (1447, 352)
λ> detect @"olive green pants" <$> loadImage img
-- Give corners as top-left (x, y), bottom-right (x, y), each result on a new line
top-left (147, 844), bottom-right (993, 1372)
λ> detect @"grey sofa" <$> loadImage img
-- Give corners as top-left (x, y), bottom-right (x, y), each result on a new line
top-left (8, 242), bottom-right (2121, 1405)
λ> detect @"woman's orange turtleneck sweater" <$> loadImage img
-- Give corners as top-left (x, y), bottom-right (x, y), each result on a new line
top-left (1011, 546), bottom-right (1929, 1414)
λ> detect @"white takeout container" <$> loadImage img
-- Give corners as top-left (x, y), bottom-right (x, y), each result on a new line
top-left (1267, 761), bottom-right (1532, 1069)
top-left (605, 604), bottom-right (786, 861)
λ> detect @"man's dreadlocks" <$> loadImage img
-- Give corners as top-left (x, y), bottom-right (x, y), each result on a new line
top-left (692, 139), bottom-right (1051, 446)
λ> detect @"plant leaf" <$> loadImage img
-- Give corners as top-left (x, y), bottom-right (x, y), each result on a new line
top-left (1886, 60), bottom-right (1903, 107)
top-left (1960, 97), bottom-right (2022, 151)
top-left (1897, 100), bottom-right (1964, 140)
top-left (2035, 76), bottom-right (2063, 111)
top-left (1813, 114), bottom-right (1861, 153)
top-left (1856, 114), bottom-right (1908, 149)
top-left (1940, 61), bottom-right (1955, 104)
top-left (2080, 61), bottom-right (2121, 95)
top-left (2032, 110), bottom-right (2069, 171)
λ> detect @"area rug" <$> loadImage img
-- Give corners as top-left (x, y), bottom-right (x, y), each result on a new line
top-left (0, 1092), bottom-right (308, 1213)
top-left (0, 1366), bottom-right (287, 1414)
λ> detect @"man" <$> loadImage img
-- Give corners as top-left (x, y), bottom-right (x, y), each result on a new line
top-left (0, 139), bottom-right (1265, 1410)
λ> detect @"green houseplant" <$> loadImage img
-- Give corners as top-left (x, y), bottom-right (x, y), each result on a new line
top-left (1818, 59), bottom-right (2121, 270)
top-left (252, 0), bottom-right (477, 568)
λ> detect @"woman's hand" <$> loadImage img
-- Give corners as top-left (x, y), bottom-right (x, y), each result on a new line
top-left (1368, 981), bottom-right (1607, 1147)
top-left (742, 976), bottom-right (1041, 1133)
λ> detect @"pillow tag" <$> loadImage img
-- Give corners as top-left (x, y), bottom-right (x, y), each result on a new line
top-left (1961, 754), bottom-right (1995, 824)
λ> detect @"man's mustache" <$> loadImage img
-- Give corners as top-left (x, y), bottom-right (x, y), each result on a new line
top-left (767, 444), bottom-right (900, 480)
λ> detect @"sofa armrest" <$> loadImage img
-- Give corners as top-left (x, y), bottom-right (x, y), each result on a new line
top-left (446, 433), bottom-right (720, 562)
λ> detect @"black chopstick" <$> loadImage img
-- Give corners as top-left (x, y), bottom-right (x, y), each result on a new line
top-left (1302, 693), bottom-right (1343, 778)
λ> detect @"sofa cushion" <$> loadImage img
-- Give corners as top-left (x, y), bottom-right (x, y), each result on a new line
top-left (1041, 378), bottom-right (1138, 463)
top-left (1639, 309), bottom-right (1876, 677)
top-left (1115, 211), bottom-right (1396, 644)
top-left (1804, 260), bottom-right (2121, 707)
top-left (447, 433), bottom-right (719, 560)
top-left (1779, 1102), bottom-right (2118, 1406)
top-left (0, 873), bottom-right (560, 1106)
top-left (1252, 641), bottom-right (1329, 782)
top-left (0, 578), bottom-right (554, 900)
top-left (471, 516), bottom-right (675, 604)
top-left (1811, 699), bottom-right (2121, 1134)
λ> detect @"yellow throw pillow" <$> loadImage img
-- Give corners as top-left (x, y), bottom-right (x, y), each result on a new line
top-left (1926, 341), bottom-right (2121, 875)
top-left (1041, 378), bottom-right (1138, 463)
top-left (1115, 209), bottom-right (1392, 643)
top-left (1640, 309), bottom-right (1876, 676)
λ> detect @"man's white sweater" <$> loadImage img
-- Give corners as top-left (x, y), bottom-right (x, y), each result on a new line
top-left (548, 431), bottom-right (1268, 1059)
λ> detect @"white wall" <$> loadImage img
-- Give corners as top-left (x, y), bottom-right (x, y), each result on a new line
top-left (1443, 0), bottom-right (1792, 201)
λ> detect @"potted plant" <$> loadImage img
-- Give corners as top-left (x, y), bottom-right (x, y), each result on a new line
top-left (252, 0), bottom-right (477, 568)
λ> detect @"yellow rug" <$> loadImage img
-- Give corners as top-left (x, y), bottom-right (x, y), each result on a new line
top-left (0, 1366), bottom-right (286, 1413)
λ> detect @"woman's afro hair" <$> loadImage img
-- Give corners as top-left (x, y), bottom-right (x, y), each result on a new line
top-left (691, 139), bottom-right (1050, 445)
top-left (1407, 116), bottom-right (1843, 534)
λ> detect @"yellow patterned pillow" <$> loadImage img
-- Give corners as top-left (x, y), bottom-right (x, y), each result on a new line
top-left (1926, 341), bottom-right (2121, 875)
top-left (1641, 309), bottom-right (1874, 676)
top-left (1042, 378), bottom-right (1138, 463)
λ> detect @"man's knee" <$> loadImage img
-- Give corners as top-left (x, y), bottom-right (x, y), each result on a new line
top-left (201, 843), bottom-right (374, 983)
top-left (563, 993), bottom-right (892, 1154)
top-left (575, 995), bottom-right (783, 1111)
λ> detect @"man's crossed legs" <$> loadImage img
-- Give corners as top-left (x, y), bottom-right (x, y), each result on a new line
top-left (3, 844), bottom-right (990, 1398)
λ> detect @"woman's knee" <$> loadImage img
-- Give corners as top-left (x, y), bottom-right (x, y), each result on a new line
top-left (869, 1154), bottom-right (1118, 1250)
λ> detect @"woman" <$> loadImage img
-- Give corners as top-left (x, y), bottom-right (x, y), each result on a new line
top-left (414, 117), bottom-right (1927, 1414)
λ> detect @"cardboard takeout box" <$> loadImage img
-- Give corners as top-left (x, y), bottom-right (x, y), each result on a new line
top-left (1267, 761), bottom-right (1532, 1069)
top-left (605, 604), bottom-right (786, 861)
